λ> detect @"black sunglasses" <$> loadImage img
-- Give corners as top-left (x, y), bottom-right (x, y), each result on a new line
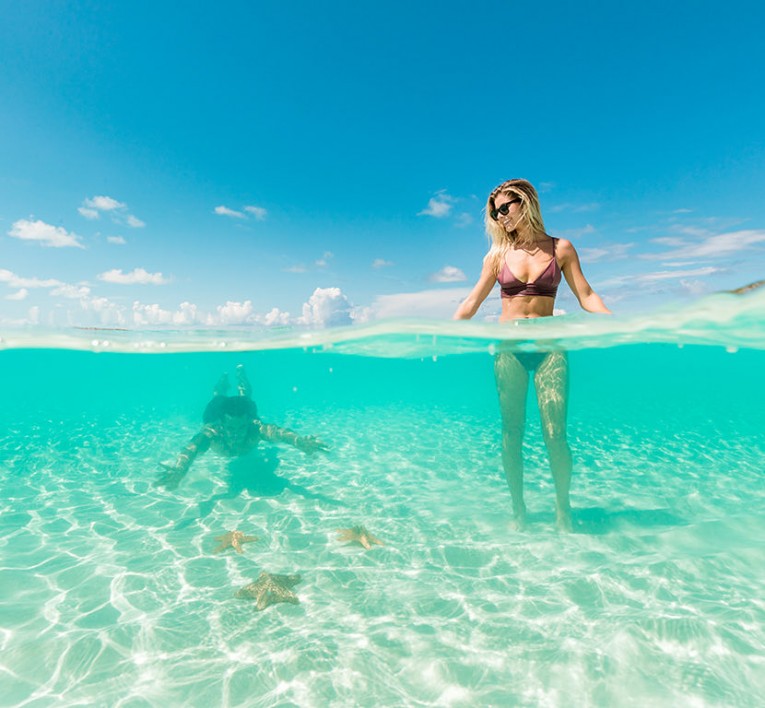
top-left (490, 198), bottom-right (521, 221)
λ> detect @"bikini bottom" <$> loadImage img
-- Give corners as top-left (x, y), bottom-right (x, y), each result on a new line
top-left (509, 351), bottom-right (550, 371)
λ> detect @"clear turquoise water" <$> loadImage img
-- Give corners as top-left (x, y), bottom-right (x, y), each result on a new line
top-left (1, 294), bottom-right (764, 706)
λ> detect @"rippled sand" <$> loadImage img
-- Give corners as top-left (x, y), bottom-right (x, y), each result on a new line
top-left (2, 399), bottom-right (764, 706)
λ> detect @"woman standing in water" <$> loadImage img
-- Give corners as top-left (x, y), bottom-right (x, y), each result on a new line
top-left (454, 179), bottom-right (610, 531)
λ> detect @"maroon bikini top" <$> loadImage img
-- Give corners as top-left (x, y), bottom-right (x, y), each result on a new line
top-left (498, 238), bottom-right (561, 299)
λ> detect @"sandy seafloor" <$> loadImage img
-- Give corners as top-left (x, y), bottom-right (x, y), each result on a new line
top-left (1, 337), bottom-right (764, 707)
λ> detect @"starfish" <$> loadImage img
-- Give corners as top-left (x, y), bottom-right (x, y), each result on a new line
top-left (336, 525), bottom-right (384, 550)
top-left (236, 572), bottom-right (302, 610)
top-left (213, 530), bottom-right (258, 554)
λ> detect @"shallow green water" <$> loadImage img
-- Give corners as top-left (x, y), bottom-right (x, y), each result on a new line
top-left (1, 297), bottom-right (764, 706)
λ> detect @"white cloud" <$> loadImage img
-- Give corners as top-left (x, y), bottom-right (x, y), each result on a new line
top-left (216, 204), bottom-right (268, 221)
top-left (130, 301), bottom-right (199, 326)
top-left (1, 289), bottom-right (329, 329)
top-left (244, 205), bottom-right (268, 220)
top-left (455, 212), bottom-right (474, 228)
top-left (315, 251), bottom-right (333, 267)
top-left (131, 302), bottom-right (173, 326)
top-left (644, 229), bottom-right (765, 260)
top-left (214, 205), bottom-right (245, 218)
top-left (65, 298), bottom-right (192, 327)
top-left (369, 287), bottom-right (474, 320)
top-left (300, 287), bottom-right (353, 327)
top-left (80, 195), bottom-right (144, 228)
top-left (667, 225), bottom-right (713, 238)
top-left (349, 305), bottom-right (373, 324)
top-left (84, 196), bottom-right (126, 211)
top-left (98, 268), bottom-right (169, 285)
top-left (0, 314), bottom-right (35, 326)
top-left (429, 265), bottom-right (467, 283)
top-left (125, 215), bottom-right (146, 228)
top-left (579, 242), bottom-right (634, 263)
top-left (5, 288), bottom-right (28, 301)
top-left (557, 224), bottom-right (596, 240)
top-left (261, 307), bottom-right (291, 326)
top-left (174, 302), bottom-right (199, 325)
top-left (50, 284), bottom-right (91, 299)
top-left (372, 258), bottom-right (394, 269)
top-left (0, 268), bottom-right (63, 289)
top-left (107, 235), bottom-right (127, 245)
top-left (599, 266), bottom-right (722, 289)
top-left (215, 300), bottom-right (255, 325)
top-left (418, 191), bottom-right (454, 218)
top-left (284, 253), bottom-right (334, 272)
top-left (651, 236), bottom-right (688, 247)
top-left (82, 297), bottom-right (126, 326)
top-left (8, 219), bottom-right (85, 248)
top-left (578, 248), bottom-right (608, 262)
top-left (639, 266), bottom-right (721, 282)
top-left (679, 279), bottom-right (708, 296)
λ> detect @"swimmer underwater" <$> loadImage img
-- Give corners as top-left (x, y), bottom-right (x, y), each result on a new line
top-left (156, 364), bottom-right (328, 490)
top-left (454, 178), bottom-right (611, 531)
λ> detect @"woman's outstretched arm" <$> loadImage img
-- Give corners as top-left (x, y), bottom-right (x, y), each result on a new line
top-left (557, 239), bottom-right (611, 314)
top-left (156, 425), bottom-right (216, 488)
top-left (453, 255), bottom-right (497, 320)
top-left (255, 420), bottom-right (329, 453)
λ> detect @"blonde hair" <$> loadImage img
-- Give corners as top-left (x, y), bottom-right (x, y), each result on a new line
top-left (485, 178), bottom-right (547, 276)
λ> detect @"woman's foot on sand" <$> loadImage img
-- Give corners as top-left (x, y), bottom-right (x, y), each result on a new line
top-left (556, 507), bottom-right (573, 533)
top-left (512, 503), bottom-right (527, 531)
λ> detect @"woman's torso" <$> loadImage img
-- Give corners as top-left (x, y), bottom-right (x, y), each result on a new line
top-left (497, 236), bottom-right (561, 321)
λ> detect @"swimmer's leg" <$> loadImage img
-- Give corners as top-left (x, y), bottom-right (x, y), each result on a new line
top-left (213, 372), bottom-right (230, 397)
top-left (236, 364), bottom-right (252, 398)
top-left (535, 352), bottom-right (573, 532)
top-left (494, 351), bottom-right (530, 530)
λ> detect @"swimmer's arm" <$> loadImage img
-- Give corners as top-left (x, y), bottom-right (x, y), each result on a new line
top-left (453, 255), bottom-right (497, 320)
top-left (558, 239), bottom-right (612, 314)
top-left (156, 425), bottom-right (215, 488)
top-left (254, 420), bottom-right (329, 454)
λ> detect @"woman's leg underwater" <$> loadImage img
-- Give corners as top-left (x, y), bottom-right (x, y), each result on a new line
top-left (535, 352), bottom-right (573, 531)
top-left (213, 372), bottom-right (230, 397)
top-left (236, 364), bottom-right (252, 398)
top-left (494, 352), bottom-right (530, 530)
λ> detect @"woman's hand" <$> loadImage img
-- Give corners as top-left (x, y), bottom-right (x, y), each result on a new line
top-left (296, 435), bottom-right (330, 454)
top-left (155, 461), bottom-right (187, 489)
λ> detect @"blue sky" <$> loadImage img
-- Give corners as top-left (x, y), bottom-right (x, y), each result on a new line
top-left (1, 0), bottom-right (764, 328)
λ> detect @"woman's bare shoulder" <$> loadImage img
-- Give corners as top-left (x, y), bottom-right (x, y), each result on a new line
top-left (481, 251), bottom-right (498, 272)
top-left (553, 238), bottom-right (578, 261)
